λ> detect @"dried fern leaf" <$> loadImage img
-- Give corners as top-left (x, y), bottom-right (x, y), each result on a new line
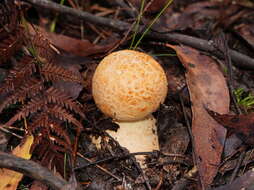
top-left (48, 119), bottom-right (71, 146)
top-left (29, 115), bottom-right (71, 151)
top-left (46, 87), bottom-right (85, 119)
top-left (49, 135), bottom-right (71, 151)
top-left (0, 1), bottom-right (19, 37)
top-left (31, 32), bottom-right (55, 63)
top-left (47, 105), bottom-right (83, 130)
top-left (41, 62), bottom-right (83, 83)
top-left (0, 27), bottom-right (24, 64)
top-left (0, 55), bottom-right (36, 93)
top-left (28, 112), bottom-right (48, 134)
top-left (0, 78), bottom-right (43, 113)
top-left (5, 95), bottom-right (46, 126)
top-left (29, 113), bottom-right (71, 146)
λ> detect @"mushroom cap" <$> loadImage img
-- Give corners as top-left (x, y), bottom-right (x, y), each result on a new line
top-left (92, 50), bottom-right (168, 121)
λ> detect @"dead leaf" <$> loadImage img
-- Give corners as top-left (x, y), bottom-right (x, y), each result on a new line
top-left (235, 23), bottom-right (254, 50)
top-left (207, 109), bottom-right (254, 146)
top-left (53, 54), bottom-right (84, 99)
top-left (167, 44), bottom-right (230, 189)
top-left (29, 25), bottom-right (119, 57)
top-left (213, 168), bottom-right (254, 190)
top-left (0, 135), bottom-right (34, 190)
top-left (30, 180), bottom-right (48, 190)
top-left (152, 1), bottom-right (221, 33)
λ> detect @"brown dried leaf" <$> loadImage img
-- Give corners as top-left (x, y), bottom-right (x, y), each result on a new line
top-left (235, 23), bottom-right (254, 50)
top-left (29, 25), bottom-right (118, 57)
top-left (213, 169), bottom-right (254, 190)
top-left (152, 1), bottom-right (220, 32)
top-left (207, 109), bottom-right (254, 146)
top-left (168, 44), bottom-right (230, 188)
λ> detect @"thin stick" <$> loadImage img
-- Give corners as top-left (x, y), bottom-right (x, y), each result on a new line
top-left (75, 151), bottom-right (154, 169)
top-left (133, 0), bottom-right (174, 49)
top-left (0, 125), bottom-right (23, 139)
top-left (24, 0), bottom-right (254, 69)
top-left (25, 0), bottom-right (130, 31)
top-left (77, 152), bottom-right (122, 181)
top-left (0, 151), bottom-right (70, 190)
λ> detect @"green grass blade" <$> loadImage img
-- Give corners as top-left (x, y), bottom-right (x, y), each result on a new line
top-left (133, 0), bottom-right (174, 49)
top-left (129, 0), bottom-right (146, 49)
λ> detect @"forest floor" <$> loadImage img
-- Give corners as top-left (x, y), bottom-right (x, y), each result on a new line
top-left (1, 0), bottom-right (254, 190)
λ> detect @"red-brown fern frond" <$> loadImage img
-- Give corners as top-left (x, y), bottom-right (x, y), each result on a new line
top-left (28, 113), bottom-right (71, 151)
top-left (0, 78), bottom-right (43, 113)
top-left (41, 62), bottom-right (83, 83)
top-left (31, 32), bottom-right (56, 63)
top-left (47, 104), bottom-right (83, 130)
top-left (0, 27), bottom-right (24, 64)
top-left (49, 135), bottom-right (71, 151)
top-left (45, 87), bottom-right (86, 119)
top-left (48, 119), bottom-right (71, 146)
top-left (5, 95), bottom-right (47, 126)
top-left (29, 113), bottom-right (71, 147)
top-left (0, 55), bottom-right (36, 93)
top-left (0, 1), bottom-right (19, 36)
top-left (28, 112), bottom-right (48, 134)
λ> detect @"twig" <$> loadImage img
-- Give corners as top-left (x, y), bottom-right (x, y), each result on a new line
top-left (77, 152), bottom-right (122, 181)
top-left (24, 0), bottom-right (254, 69)
top-left (154, 32), bottom-right (254, 70)
top-left (153, 171), bottom-right (163, 190)
top-left (0, 125), bottom-right (23, 139)
top-left (229, 150), bottom-right (246, 183)
top-left (24, 0), bottom-right (130, 31)
top-left (0, 151), bottom-right (71, 190)
top-left (214, 33), bottom-right (241, 114)
top-left (179, 91), bottom-right (196, 166)
top-left (75, 151), bottom-right (155, 170)
top-left (114, 0), bottom-right (137, 18)
top-left (214, 33), bottom-right (246, 184)
top-left (172, 166), bottom-right (198, 190)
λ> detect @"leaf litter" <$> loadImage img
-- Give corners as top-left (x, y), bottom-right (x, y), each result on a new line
top-left (1, 0), bottom-right (254, 190)
top-left (167, 44), bottom-right (230, 189)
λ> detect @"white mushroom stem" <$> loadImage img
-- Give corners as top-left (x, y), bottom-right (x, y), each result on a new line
top-left (92, 114), bottom-right (159, 168)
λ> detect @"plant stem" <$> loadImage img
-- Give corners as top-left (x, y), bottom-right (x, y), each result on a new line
top-left (133, 0), bottom-right (174, 49)
top-left (50, 0), bottom-right (65, 32)
top-left (129, 0), bottom-right (146, 49)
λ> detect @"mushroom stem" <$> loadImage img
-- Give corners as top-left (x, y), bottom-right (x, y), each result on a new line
top-left (93, 114), bottom-right (159, 168)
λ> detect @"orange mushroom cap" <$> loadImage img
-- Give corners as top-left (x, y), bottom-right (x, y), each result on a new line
top-left (92, 50), bottom-right (168, 121)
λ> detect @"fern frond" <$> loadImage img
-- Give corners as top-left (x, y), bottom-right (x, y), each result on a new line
top-left (48, 119), bottom-right (71, 146)
top-left (29, 113), bottom-right (71, 146)
top-left (0, 1), bottom-right (19, 36)
top-left (5, 95), bottom-right (46, 126)
top-left (46, 87), bottom-right (85, 119)
top-left (0, 27), bottom-right (23, 64)
top-left (29, 114), bottom-right (71, 151)
top-left (41, 62), bottom-right (83, 83)
top-left (31, 32), bottom-right (55, 63)
top-left (28, 112), bottom-right (48, 134)
top-left (49, 135), bottom-right (71, 151)
top-left (0, 78), bottom-right (43, 113)
top-left (0, 55), bottom-right (36, 93)
top-left (47, 104), bottom-right (83, 130)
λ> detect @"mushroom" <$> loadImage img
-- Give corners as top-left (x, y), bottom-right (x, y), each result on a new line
top-left (92, 50), bottom-right (168, 167)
